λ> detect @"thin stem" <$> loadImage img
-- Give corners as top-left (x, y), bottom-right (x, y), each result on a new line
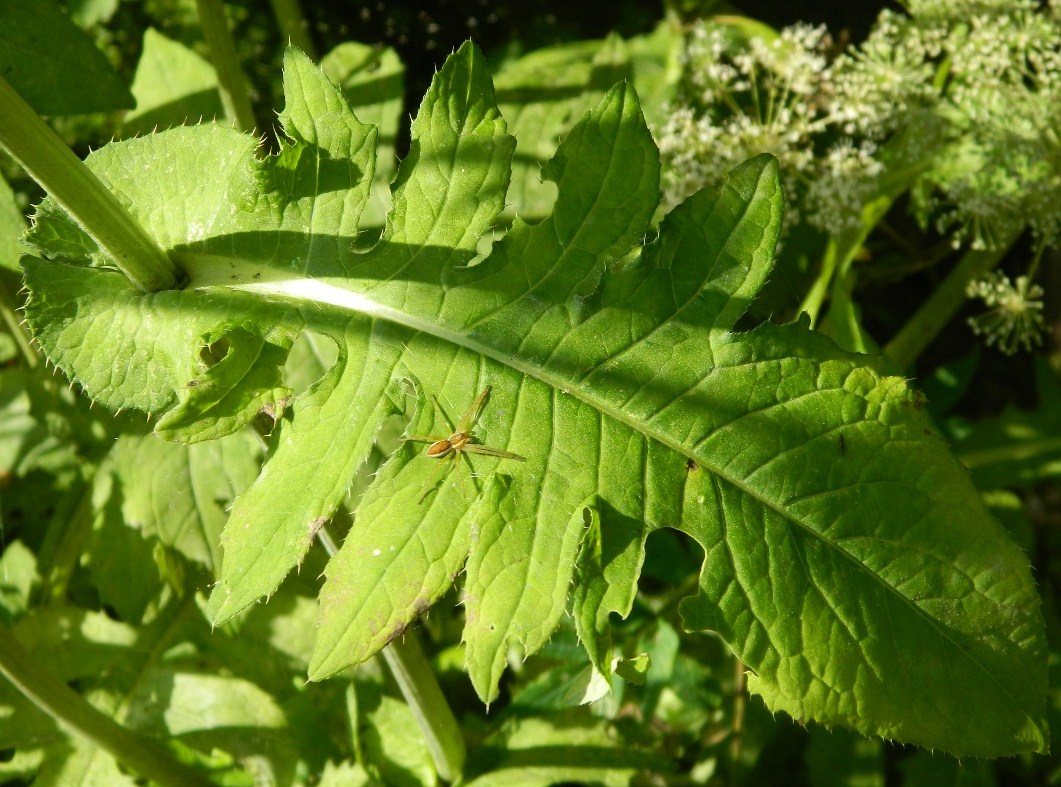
top-left (0, 623), bottom-right (215, 787)
top-left (1026, 236), bottom-right (1046, 282)
top-left (36, 479), bottom-right (96, 603)
top-left (729, 658), bottom-right (746, 787)
top-left (345, 683), bottom-right (368, 767)
top-left (0, 278), bottom-right (38, 367)
top-left (799, 234), bottom-right (842, 326)
top-left (195, 0), bottom-right (258, 133)
top-left (0, 76), bottom-right (181, 293)
top-left (315, 525), bottom-right (466, 782)
top-left (315, 522), bottom-right (340, 556)
top-left (799, 193), bottom-right (895, 326)
top-left (884, 231), bottom-right (1018, 368)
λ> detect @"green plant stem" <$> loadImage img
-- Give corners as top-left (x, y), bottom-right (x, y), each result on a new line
top-left (380, 633), bottom-right (466, 783)
top-left (0, 76), bottom-right (181, 293)
top-left (195, 0), bottom-right (258, 133)
top-left (0, 623), bottom-right (215, 787)
top-left (799, 233), bottom-right (845, 326)
top-left (37, 478), bottom-right (95, 602)
top-left (316, 525), bottom-right (466, 782)
top-left (0, 279), bottom-right (38, 367)
top-left (269, 0), bottom-right (316, 60)
top-left (729, 659), bottom-right (746, 787)
top-left (345, 683), bottom-right (368, 768)
top-left (884, 235), bottom-right (1016, 368)
top-left (799, 193), bottom-right (894, 326)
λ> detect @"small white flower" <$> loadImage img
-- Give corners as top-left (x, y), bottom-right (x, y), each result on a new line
top-left (966, 272), bottom-right (1046, 354)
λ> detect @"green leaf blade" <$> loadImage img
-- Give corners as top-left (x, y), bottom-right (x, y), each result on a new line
top-left (123, 28), bottom-right (222, 137)
top-left (677, 343), bottom-right (1049, 756)
top-left (275, 47), bottom-right (378, 245)
top-left (368, 41), bottom-right (512, 256)
top-left (309, 442), bottom-right (474, 679)
top-left (19, 36), bottom-right (1049, 758)
top-left (0, 0), bottom-right (133, 115)
top-left (207, 320), bottom-right (403, 624)
top-left (212, 42), bottom-right (517, 625)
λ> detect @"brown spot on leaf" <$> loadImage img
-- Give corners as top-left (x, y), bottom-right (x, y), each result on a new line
top-left (307, 517), bottom-right (328, 539)
top-left (384, 621), bottom-right (408, 645)
top-left (901, 390), bottom-right (928, 410)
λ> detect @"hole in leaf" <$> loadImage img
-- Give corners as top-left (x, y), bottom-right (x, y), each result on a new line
top-left (200, 337), bottom-right (230, 366)
top-left (282, 330), bottom-right (339, 398)
top-left (640, 528), bottom-right (703, 593)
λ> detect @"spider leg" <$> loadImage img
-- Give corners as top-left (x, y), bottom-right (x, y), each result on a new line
top-left (463, 443), bottom-right (526, 461)
top-left (454, 450), bottom-right (474, 498)
top-left (456, 385), bottom-right (492, 433)
top-left (417, 452), bottom-right (455, 504)
top-left (432, 395), bottom-right (457, 434)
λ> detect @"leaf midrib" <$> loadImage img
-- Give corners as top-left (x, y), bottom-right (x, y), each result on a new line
top-left (181, 252), bottom-right (1032, 723)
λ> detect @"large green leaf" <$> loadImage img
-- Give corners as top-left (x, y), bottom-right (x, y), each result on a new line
top-left (0, 0), bottom-right (133, 115)
top-left (122, 28), bottom-right (223, 137)
top-left (20, 43), bottom-right (1048, 757)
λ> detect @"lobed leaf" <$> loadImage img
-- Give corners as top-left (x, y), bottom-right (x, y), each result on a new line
top-left (20, 43), bottom-right (1048, 756)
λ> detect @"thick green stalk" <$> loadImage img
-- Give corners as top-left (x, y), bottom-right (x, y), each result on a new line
top-left (884, 235), bottom-right (1016, 368)
top-left (269, 0), bottom-right (316, 60)
top-left (380, 634), bottom-right (467, 782)
top-left (195, 0), bottom-right (258, 133)
top-left (316, 526), bottom-right (466, 782)
top-left (0, 623), bottom-right (215, 787)
top-left (0, 76), bottom-right (181, 293)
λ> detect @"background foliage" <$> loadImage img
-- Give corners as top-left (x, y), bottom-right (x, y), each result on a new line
top-left (0, 1), bottom-right (1058, 785)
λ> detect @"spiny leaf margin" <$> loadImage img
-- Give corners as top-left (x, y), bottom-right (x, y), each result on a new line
top-left (18, 44), bottom-right (1049, 758)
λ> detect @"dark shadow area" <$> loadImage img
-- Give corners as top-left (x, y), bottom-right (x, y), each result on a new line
top-left (121, 89), bottom-right (224, 139)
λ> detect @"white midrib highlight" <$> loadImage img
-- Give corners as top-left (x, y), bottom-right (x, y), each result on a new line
top-left (177, 251), bottom-right (705, 464)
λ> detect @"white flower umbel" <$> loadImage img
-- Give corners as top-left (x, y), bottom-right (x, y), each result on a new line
top-left (659, 22), bottom-right (834, 221)
top-left (966, 272), bottom-right (1046, 354)
top-left (662, 0), bottom-right (1061, 251)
